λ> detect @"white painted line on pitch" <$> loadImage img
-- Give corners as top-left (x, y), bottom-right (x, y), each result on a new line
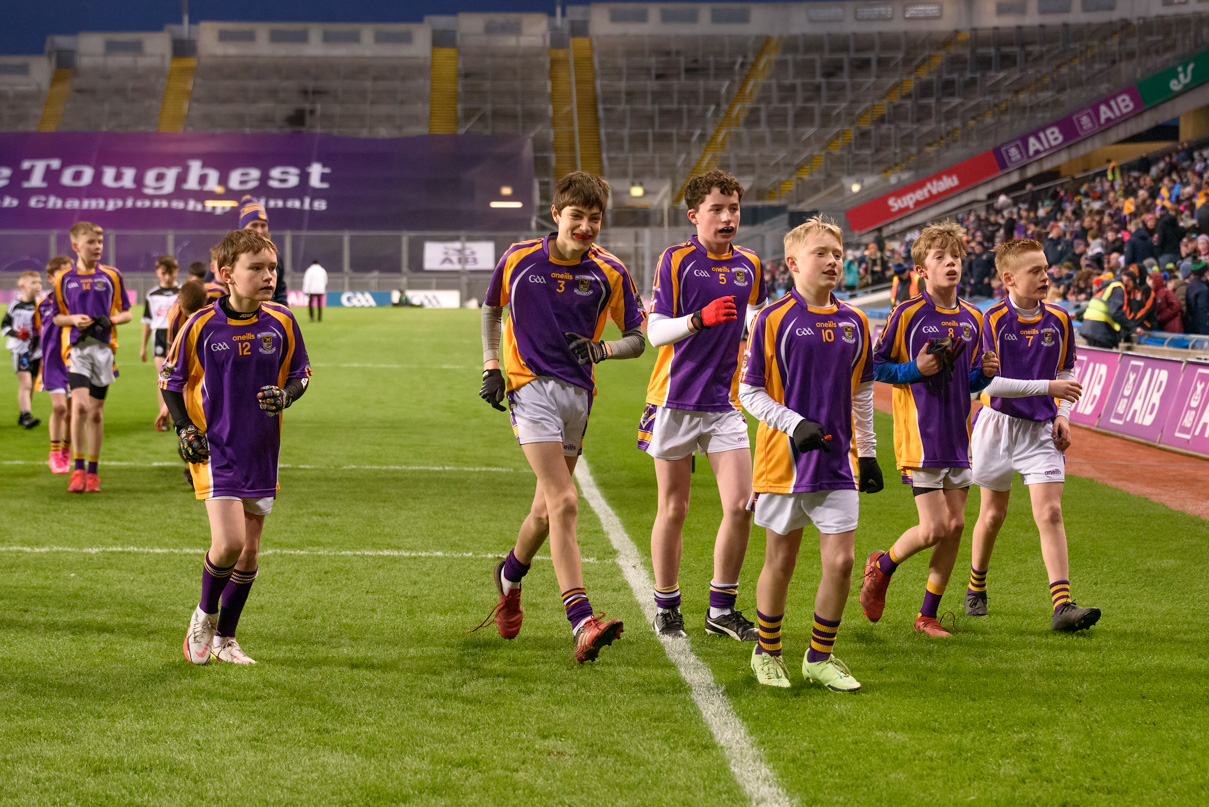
top-left (575, 459), bottom-right (793, 807)
top-left (0, 546), bottom-right (598, 563)
top-left (0, 460), bottom-right (519, 473)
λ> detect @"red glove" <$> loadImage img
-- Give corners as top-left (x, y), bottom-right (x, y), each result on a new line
top-left (692, 296), bottom-right (737, 330)
top-left (15, 328), bottom-right (30, 341)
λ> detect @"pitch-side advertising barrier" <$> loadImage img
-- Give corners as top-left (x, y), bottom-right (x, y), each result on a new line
top-left (1071, 347), bottom-right (1209, 457)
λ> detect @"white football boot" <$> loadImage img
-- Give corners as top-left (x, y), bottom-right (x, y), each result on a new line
top-left (210, 636), bottom-right (257, 665)
top-left (183, 606), bottom-right (218, 665)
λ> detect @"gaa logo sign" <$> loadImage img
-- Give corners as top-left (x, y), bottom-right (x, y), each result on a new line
top-left (340, 292), bottom-right (380, 308)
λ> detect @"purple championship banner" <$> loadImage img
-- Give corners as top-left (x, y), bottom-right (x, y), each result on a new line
top-left (0, 132), bottom-right (535, 231)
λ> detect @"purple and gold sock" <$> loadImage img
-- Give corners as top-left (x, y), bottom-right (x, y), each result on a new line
top-left (968, 565), bottom-right (987, 595)
top-left (216, 567), bottom-right (257, 637)
top-left (709, 580), bottom-right (738, 617)
top-left (1049, 579), bottom-right (1071, 612)
top-left (86, 455), bottom-right (98, 475)
top-left (877, 547), bottom-right (902, 576)
top-left (200, 553), bottom-right (235, 615)
top-left (919, 580), bottom-right (945, 619)
top-left (73, 453), bottom-right (85, 472)
top-left (654, 583), bottom-right (681, 611)
top-left (805, 613), bottom-right (840, 663)
top-left (562, 587), bottom-right (593, 633)
top-left (755, 610), bottom-right (782, 656)
top-left (501, 549), bottom-right (529, 591)
top-left (51, 439), bottom-right (63, 453)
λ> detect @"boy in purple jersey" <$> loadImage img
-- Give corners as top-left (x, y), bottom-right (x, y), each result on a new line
top-left (34, 257), bottom-right (75, 473)
top-left (739, 218), bottom-right (883, 691)
top-left (642, 170), bottom-right (768, 641)
top-left (862, 221), bottom-right (999, 637)
top-left (52, 222), bottom-right (132, 494)
top-left (968, 239), bottom-right (1100, 632)
top-left (476, 172), bottom-right (646, 664)
top-left (162, 230), bottom-right (312, 665)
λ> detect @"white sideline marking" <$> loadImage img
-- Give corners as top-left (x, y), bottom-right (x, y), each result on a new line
top-left (313, 362), bottom-right (471, 370)
top-left (0, 546), bottom-right (598, 563)
top-left (0, 461), bottom-right (518, 473)
top-left (575, 459), bottom-right (793, 807)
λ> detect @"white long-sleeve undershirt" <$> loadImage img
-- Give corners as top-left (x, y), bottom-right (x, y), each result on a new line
top-left (983, 369), bottom-right (1076, 419)
top-left (739, 380), bottom-right (876, 457)
top-left (647, 303), bottom-right (764, 347)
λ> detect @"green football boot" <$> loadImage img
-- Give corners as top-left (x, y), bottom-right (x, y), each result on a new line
top-left (750, 645), bottom-right (792, 688)
top-left (802, 655), bottom-right (861, 693)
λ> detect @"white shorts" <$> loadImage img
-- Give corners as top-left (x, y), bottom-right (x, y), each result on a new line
top-left (752, 489), bottom-right (859, 535)
top-left (68, 340), bottom-right (116, 387)
top-left (637, 404), bottom-right (750, 460)
top-left (209, 495), bottom-right (274, 515)
top-left (508, 377), bottom-right (592, 457)
top-left (905, 466), bottom-right (974, 491)
top-left (971, 407), bottom-right (1065, 491)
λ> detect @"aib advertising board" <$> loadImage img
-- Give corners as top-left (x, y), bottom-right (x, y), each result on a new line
top-left (1159, 363), bottom-right (1209, 455)
top-left (1069, 348), bottom-right (1121, 427)
top-left (1099, 355), bottom-right (1183, 443)
top-left (0, 132), bottom-right (534, 231)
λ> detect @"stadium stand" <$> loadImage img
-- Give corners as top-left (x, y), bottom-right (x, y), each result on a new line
top-left (54, 32), bottom-right (170, 133)
top-left (0, 56), bottom-right (49, 132)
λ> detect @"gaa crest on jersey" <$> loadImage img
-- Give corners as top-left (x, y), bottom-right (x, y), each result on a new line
top-left (1041, 329), bottom-right (1054, 346)
top-left (841, 323), bottom-right (856, 343)
top-left (961, 323), bottom-right (972, 341)
top-left (159, 363), bottom-right (173, 380)
top-left (258, 332), bottom-right (275, 355)
top-left (575, 278), bottom-right (592, 296)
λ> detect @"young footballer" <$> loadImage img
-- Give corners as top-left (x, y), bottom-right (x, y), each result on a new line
top-left (34, 257), bottom-right (75, 471)
top-left (163, 230), bottom-right (312, 665)
top-left (641, 170), bottom-right (767, 640)
top-left (52, 222), bottom-right (132, 493)
top-left (140, 255), bottom-right (180, 431)
top-left (477, 172), bottom-right (646, 663)
top-left (740, 218), bottom-right (883, 691)
top-left (967, 239), bottom-right (1100, 632)
top-left (862, 221), bottom-right (998, 637)
top-left (3, 270), bottom-right (43, 429)
top-left (165, 279), bottom-right (210, 487)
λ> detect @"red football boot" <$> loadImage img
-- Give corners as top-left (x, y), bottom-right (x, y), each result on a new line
top-left (492, 560), bottom-right (523, 639)
top-left (85, 473), bottom-right (101, 493)
top-left (67, 469), bottom-right (86, 493)
top-left (860, 551), bottom-right (892, 623)
top-left (914, 615), bottom-right (953, 637)
top-left (573, 614), bottom-right (624, 663)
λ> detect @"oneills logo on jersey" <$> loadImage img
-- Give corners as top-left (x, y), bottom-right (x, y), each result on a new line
top-left (842, 323), bottom-right (856, 343)
top-left (258, 332), bottom-right (275, 355)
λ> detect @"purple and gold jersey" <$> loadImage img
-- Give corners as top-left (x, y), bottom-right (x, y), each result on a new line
top-left (981, 298), bottom-right (1076, 422)
top-left (873, 291), bottom-right (983, 470)
top-left (743, 290), bottom-right (873, 493)
top-left (53, 264), bottom-right (130, 347)
top-left (159, 300), bottom-right (311, 499)
top-left (486, 236), bottom-right (645, 395)
top-left (34, 294), bottom-right (70, 391)
top-left (646, 236), bottom-right (767, 411)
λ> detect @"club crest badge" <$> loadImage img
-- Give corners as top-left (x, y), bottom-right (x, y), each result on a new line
top-left (733, 269), bottom-right (749, 287)
top-left (841, 323), bottom-right (856, 344)
top-left (259, 333), bottom-right (275, 354)
top-left (1041, 329), bottom-right (1054, 346)
top-left (961, 323), bottom-right (972, 341)
top-left (575, 278), bottom-right (592, 296)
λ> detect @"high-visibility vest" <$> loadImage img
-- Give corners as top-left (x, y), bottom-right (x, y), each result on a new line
top-left (1084, 281), bottom-right (1124, 331)
top-left (892, 273), bottom-right (921, 302)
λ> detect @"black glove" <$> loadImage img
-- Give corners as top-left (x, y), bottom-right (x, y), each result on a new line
top-left (858, 456), bottom-right (884, 493)
top-left (91, 314), bottom-right (112, 331)
top-left (177, 423), bottom-right (210, 463)
top-left (926, 337), bottom-right (963, 386)
top-left (564, 332), bottom-right (608, 364)
top-left (480, 368), bottom-right (506, 411)
top-left (257, 385), bottom-right (291, 416)
top-left (791, 419), bottom-right (831, 453)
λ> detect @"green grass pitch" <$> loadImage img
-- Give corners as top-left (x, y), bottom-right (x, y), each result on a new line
top-left (1, 307), bottom-right (1205, 806)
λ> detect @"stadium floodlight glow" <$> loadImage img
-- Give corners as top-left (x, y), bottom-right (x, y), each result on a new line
top-left (850, 182), bottom-right (862, 194)
top-left (499, 185), bottom-right (513, 196)
top-left (205, 200), bottom-right (239, 208)
top-left (490, 201), bottom-right (524, 209)
top-left (214, 185), bottom-right (226, 193)
top-left (630, 184), bottom-right (645, 198)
